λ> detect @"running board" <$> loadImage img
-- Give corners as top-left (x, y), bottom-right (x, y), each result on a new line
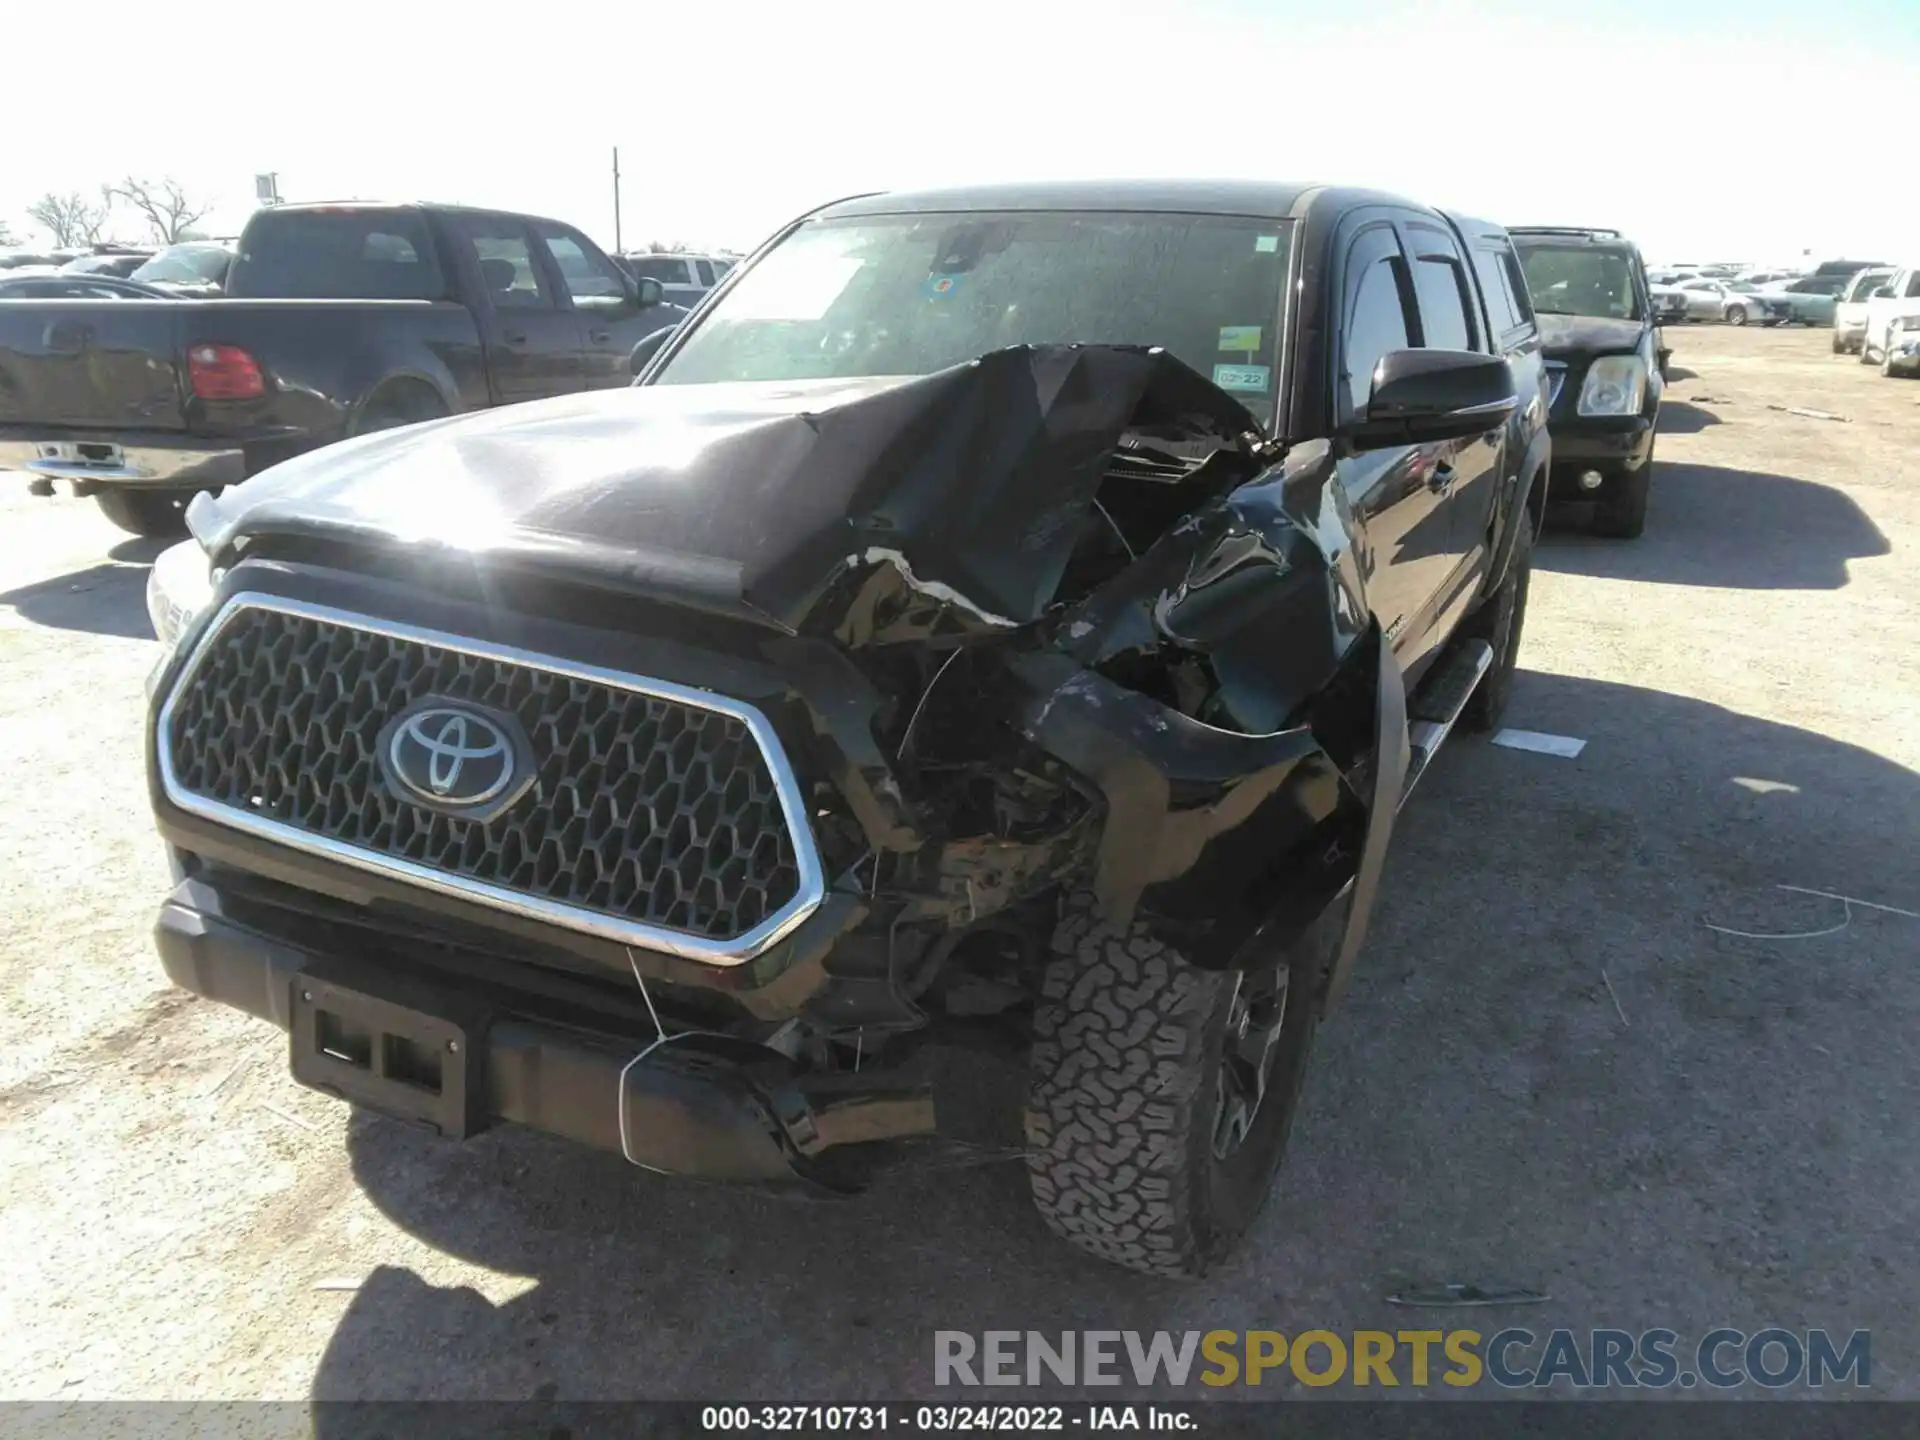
top-left (1398, 639), bottom-right (1494, 810)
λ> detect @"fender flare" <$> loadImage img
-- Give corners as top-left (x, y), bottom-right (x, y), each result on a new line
top-left (1483, 431), bottom-right (1549, 598)
top-left (1321, 622), bottom-right (1408, 1012)
top-left (346, 369), bottom-right (458, 437)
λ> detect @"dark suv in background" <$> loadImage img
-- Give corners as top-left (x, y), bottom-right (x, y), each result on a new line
top-left (1509, 226), bottom-right (1665, 539)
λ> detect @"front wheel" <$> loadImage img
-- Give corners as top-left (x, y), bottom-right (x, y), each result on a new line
top-left (1724, 305), bottom-right (1749, 327)
top-left (1832, 330), bottom-right (1847, 354)
top-left (1024, 893), bottom-right (1332, 1277)
top-left (94, 488), bottom-right (190, 538)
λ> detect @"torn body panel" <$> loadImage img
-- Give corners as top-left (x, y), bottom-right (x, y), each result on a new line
top-left (997, 437), bottom-right (1400, 978)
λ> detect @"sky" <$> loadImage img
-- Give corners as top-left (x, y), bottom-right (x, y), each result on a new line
top-left (4, 0), bottom-right (1916, 266)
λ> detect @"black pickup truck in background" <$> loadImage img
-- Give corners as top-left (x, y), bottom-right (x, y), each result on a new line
top-left (0, 203), bottom-right (685, 536)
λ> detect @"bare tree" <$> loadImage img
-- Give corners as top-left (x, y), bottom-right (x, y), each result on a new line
top-left (0, 218), bottom-right (16, 247)
top-left (108, 176), bottom-right (210, 244)
top-left (26, 192), bottom-right (109, 247)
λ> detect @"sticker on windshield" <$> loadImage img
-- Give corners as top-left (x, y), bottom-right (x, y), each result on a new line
top-left (1218, 325), bottom-right (1262, 353)
top-left (1212, 364), bottom-right (1271, 393)
top-left (923, 274), bottom-right (964, 300)
top-left (1254, 235), bottom-right (1280, 254)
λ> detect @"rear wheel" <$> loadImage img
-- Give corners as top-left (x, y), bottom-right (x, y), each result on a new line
top-left (94, 488), bottom-right (190, 538)
top-left (1024, 892), bottom-right (1333, 1277)
top-left (1724, 305), bottom-right (1748, 327)
top-left (352, 383), bottom-right (450, 437)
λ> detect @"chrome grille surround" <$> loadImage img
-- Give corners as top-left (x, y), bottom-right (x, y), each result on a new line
top-left (156, 593), bottom-right (826, 965)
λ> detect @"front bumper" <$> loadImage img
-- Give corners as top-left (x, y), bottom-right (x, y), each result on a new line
top-left (1888, 333), bottom-right (1920, 371)
top-left (0, 430), bottom-right (247, 490)
top-left (1546, 414), bottom-right (1656, 483)
top-left (155, 876), bottom-right (936, 1185)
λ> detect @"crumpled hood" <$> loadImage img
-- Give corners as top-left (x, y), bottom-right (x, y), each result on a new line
top-left (190, 345), bottom-right (1261, 635)
top-left (1536, 312), bottom-right (1645, 357)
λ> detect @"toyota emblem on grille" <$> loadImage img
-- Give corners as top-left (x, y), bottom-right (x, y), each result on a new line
top-left (378, 700), bottom-right (534, 817)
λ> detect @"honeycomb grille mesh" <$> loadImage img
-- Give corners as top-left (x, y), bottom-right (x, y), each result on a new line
top-left (164, 606), bottom-right (804, 942)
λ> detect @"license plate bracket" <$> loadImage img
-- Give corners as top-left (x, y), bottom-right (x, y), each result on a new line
top-left (289, 972), bottom-right (480, 1139)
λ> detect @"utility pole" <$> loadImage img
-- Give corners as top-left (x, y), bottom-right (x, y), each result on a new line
top-left (611, 147), bottom-right (622, 255)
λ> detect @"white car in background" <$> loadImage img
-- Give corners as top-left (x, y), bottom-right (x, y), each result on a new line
top-left (1673, 277), bottom-right (1791, 326)
top-left (1860, 265), bottom-right (1920, 377)
top-left (1832, 266), bottom-right (1896, 354)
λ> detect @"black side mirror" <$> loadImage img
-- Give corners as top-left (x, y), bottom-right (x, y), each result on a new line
top-left (1344, 349), bottom-right (1518, 450)
top-left (628, 325), bottom-right (675, 378)
top-left (632, 276), bottom-right (664, 309)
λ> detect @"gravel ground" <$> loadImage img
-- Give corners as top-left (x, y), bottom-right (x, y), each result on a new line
top-left (0, 326), bottom-right (1915, 1403)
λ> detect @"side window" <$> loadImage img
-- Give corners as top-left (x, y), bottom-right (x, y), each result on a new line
top-left (695, 260), bottom-right (716, 286)
top-left (630, 256), bottom-right (693, 285)
top-left (1499, 248), bottom-right (1536, 324)
top-left (460, 220), bottom-right (551, 310)
top-left (1411, 257), bottom-right (1476, 350)
top-left (1906, 271), bottom-right (1920, 299)
top-left (1470, 246), bottom-right (1521, 337)
top-left (1343, 254), bottom-right (1412, 416)
top-left (536, 225), bottom-right (629, 305)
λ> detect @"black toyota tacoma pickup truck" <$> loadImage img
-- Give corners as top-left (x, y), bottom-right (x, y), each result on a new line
top-left (0, 202), bottom-right (684, 537)
top-left (1509, 226), bottom-right (1666, 538)
top-left (144, 181), bottom-right (1549, 1277)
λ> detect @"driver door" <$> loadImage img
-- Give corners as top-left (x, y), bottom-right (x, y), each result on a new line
top-left (535, 223), bottom-right (657, 389)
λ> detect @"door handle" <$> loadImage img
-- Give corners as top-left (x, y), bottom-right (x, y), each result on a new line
top-left (588, 329), bottom-right (612, 343)
top-left (504, 331), bottom-right (529, 345)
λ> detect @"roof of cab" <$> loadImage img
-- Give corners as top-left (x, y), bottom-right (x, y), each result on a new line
top-left (814, 179), bottom-right (1413, 221)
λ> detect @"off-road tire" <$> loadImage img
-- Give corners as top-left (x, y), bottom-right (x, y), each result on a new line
top-left (94, 488), bottom-right (190, 538)
top-left (1024, 893), bottom-right (1326, 1278)
top-left (1459, 503), bottom-right (1535, 732)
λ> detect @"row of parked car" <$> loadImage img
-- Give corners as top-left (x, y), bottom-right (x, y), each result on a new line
top-left (1640, 258), bottom-right (1906, 332)
top-left (1827, 264), bottom-right (1920, 377)
top-left (0, 240), bottom-right (238, 299)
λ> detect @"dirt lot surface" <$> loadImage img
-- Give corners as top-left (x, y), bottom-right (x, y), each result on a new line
top-left (1, 326), bottom-right (1916, 1403)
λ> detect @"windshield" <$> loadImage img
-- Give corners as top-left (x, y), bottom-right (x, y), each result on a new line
top-left (131, 244), bottom-right (230, 285)
top-left (654, 211), bottom-right (1292, 410)
top-left (1515, 244), bottom-right (1643, 321)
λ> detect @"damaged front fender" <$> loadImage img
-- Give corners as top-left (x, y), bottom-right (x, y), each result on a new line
top-left (1010, 438), bottom-right (1407, 996)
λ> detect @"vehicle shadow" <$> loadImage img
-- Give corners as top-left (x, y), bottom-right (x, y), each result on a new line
top-left (1538, 461), bottom-right (1888, 589)
top-left (307, 671), bottom-right (1920, 1408)
top-left (1654, 400), bottom-right (1719, 434)
top-left (1663, 364), bottom-right (1699, 382)
top-left (0, 557), bottom-right (157, 640)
